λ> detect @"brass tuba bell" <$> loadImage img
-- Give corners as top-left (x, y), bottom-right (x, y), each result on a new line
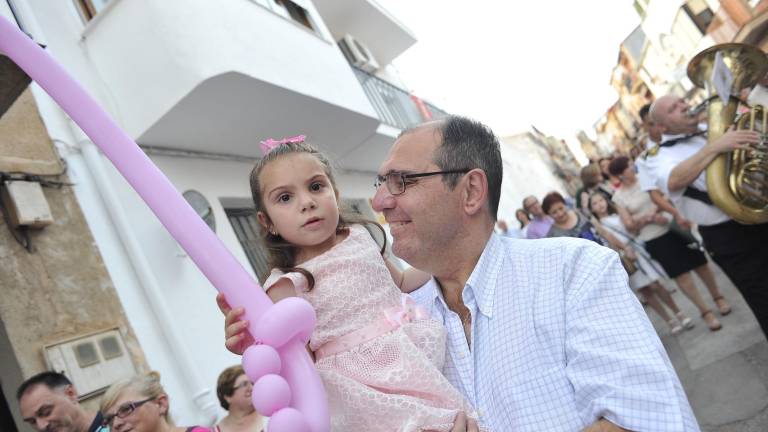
top-left (687, 43), bottom-right (768, 224)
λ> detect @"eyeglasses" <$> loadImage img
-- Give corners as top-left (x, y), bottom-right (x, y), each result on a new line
top-left (374, 169), bottom-right (470, 196)
top-left (232, 380), bottom-right (253, 391)
top-left (102, 397), bottom-right (155, 426)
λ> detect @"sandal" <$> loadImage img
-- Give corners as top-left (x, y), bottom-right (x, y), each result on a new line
top-left (702, 310), bottom-right (722, 331)
top-left (667, 319), bottom-right (684, 335)
top-left (713, 296), bottom-right (732, 316)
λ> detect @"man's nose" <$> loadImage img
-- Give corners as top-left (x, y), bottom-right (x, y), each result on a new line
top-left (371, 185), bottom-right (394, 212)
top-left (37, 419), bottom-right (49, 432)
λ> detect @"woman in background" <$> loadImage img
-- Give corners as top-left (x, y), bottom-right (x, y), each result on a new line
top-left (215, 366), bottom-right (265, 432)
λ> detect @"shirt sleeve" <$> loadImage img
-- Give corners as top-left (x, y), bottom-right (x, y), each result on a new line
top-left (563, 245), bottom-right (698, 431)
top-left (263, 269), bottom-right (309, 293)
top-left (636, 157), bottom-right (658, 192)
top-left (653, 155), bottom-right (684, 199)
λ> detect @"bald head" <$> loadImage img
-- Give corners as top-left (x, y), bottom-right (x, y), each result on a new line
top-left (649, 95), bottom-right (698, 135)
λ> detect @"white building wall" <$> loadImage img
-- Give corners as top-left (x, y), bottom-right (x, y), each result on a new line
top-left (77, 0), bottom-right (377, 139)
top-left (497, 134), bottom-right (570, 225)
top-left (11, 0), bottom-right (386, 425)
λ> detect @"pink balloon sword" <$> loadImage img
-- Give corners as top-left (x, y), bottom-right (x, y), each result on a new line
top-left (0, 15), bottom-right (328, 432)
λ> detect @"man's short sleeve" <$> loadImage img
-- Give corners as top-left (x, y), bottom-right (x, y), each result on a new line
top-left (653, 154), bottom-right (684, 199)
top-left (636, 157), bottom-right (658, 192)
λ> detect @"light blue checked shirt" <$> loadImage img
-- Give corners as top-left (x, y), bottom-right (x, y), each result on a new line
top-left (410, 234), bottom-right (699, 431)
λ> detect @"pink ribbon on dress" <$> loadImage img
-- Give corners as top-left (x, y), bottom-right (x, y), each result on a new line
top-left (259, 135), bottom-right (306, 155)
top-left (314, 295), bottom-right (430, 361)
top-left (384, 295), bottom-right (430, 327)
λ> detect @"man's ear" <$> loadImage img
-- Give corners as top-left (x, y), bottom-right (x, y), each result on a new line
top-left (63, 385), bottom-right (78, 403)
top-left (462, 169), bottom-right (489, 216)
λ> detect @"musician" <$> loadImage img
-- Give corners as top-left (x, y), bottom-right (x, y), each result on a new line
top-left (644, 94), bottom-right (768, 336)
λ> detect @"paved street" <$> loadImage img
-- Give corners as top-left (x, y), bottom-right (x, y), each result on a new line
top-left (645, 259), bottom-right (768, 431)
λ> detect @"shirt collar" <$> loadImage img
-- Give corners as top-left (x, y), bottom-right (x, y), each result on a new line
top-left (424, 233), bottom-right (502, 319)
top-left (660, 123), bottom-right (707, 143)
top-left (465, 232), bottom-right (503, 318)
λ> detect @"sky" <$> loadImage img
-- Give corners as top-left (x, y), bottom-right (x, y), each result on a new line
top-left (376, 1), bottom-right (642, 147)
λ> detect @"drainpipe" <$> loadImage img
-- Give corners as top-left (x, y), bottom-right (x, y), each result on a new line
top-left (70, 121), bottom-right (219, 424)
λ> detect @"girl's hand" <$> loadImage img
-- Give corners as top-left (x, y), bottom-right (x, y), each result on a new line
top-left (216, 293), bottom-right (254, 355)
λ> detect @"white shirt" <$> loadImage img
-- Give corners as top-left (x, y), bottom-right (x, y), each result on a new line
top-left (636, 151), bottom-right (659, 192)
top-left (410, 234), bottom-right (698, 431)
top-left (647, 132), bottom-right (730, 226)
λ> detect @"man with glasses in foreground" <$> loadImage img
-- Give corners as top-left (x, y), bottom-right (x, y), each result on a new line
top-left (369, 116), bottom-right (698, 431)
top-left (18, 371), bottom-right (104, 432)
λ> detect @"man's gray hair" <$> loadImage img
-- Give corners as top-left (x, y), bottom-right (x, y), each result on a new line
top-left (400, 115), bottom-right (503, 220)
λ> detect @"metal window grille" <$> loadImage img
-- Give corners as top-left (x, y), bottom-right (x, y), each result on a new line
top-left (225, 208), bottom-right (270, 283)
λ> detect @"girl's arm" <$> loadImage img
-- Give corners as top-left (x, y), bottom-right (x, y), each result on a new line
top-left (591, 219), bottom-right (636, 260)
top-left (385, 258), bottom-right (432, 294)
top-left (218, 279), bottom-right (315, 361)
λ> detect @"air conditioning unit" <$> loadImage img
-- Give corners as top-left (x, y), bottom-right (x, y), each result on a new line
top-left (339, 34), bottom-right (379, 73)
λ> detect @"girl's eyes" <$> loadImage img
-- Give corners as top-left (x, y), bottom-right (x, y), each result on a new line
top-left (310, 182), bottom-right (324, 192)
top-left (278, 194), bottom-right (291, 202)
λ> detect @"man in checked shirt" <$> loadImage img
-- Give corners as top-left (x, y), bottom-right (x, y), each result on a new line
top-left (223, 116), bottom-right (698, 431)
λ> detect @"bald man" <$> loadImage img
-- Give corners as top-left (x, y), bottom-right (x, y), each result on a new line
top-left (644, 94), bottom-right (768, 336)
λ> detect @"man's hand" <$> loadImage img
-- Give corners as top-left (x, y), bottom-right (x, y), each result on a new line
top-left (582, 418), bottom-right (630, 431)
top-left (444, 412), bottom-right (479, 432)
top-left (216, 293), bottom-right (254, 355)
top-left (710, 129), bottom-right (761, 154)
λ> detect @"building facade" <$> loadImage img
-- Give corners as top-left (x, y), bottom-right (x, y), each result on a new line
top-left (0, 0), bottom-right (446, 428)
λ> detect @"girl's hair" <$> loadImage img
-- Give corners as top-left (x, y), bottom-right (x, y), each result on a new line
top-left (216, 365), bottom-right (244, 410)
top-left (541, 191), bottom-right (566, 215)
top-left (514, 208), bottom-right (529, 228)
top-left (579, 163), bottom-right (603, 188)
top-left (587, 192), bottom-right (617, 217)
top-left (249, 141), bottom-right (386, 289)
top-left (100, 371), bottom-right (171, 423)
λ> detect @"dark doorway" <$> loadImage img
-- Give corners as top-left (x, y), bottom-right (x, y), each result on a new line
top-left (0, 383), bottom-right (18, 432)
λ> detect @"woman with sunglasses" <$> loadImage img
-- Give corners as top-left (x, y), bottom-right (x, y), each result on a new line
top-left (214, 366), bottom-right (264, 432)
top-left (100, 372), bottom-right (209, 432)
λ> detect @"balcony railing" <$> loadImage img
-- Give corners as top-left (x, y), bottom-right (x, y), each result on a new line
top-left (352, 66), bottom-right (447, 130)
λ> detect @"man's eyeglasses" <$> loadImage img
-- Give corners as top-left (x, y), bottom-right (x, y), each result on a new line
top-left (102, 397), bottom-right (155, 427)
top-left (233, 380), bottom-right (253, 391)
top-left (374, 170), bottom-right (470, 196)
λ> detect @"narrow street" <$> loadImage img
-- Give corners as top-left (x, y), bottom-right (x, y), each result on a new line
top-left (646, 260), bottom-right (768, 431)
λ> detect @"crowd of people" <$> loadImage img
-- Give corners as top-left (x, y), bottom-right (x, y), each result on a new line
top-left (17, 369), bottom-right (266, 432)
top-left (497, 85), bottom-right (768, 342)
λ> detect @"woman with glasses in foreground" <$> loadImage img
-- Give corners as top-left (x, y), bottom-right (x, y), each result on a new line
top-left (100, 372), bottom-right (209, 432)
top-left (214, 366), bottom-right (264, 432)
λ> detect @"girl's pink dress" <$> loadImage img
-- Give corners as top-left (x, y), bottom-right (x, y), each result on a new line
top-left (263, 224), bottom-right (478, 431)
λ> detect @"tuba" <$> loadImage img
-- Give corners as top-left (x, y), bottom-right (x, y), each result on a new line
top-left (687, 43), bottom-right (768, 224)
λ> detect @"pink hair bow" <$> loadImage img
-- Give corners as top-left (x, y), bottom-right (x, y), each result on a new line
top-left (384, 295), bottom-right (430, 327)
top-left (259, 134), bottom-right (306, 155)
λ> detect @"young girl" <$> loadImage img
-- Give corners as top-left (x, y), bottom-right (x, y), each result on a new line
top-left (588, 193), bottom-right (693, 335)
top-left (227, 138), bottom-right (482, 431)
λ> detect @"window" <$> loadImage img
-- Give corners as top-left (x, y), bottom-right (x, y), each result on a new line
top-left (682, 0), bottom-right (714, 34)
top-left (225, 207), bottom-right (271, 283)
top-left (75, 0), bottom-right (112, 21)
top-left (269, 0), bottom-right (316, 32)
